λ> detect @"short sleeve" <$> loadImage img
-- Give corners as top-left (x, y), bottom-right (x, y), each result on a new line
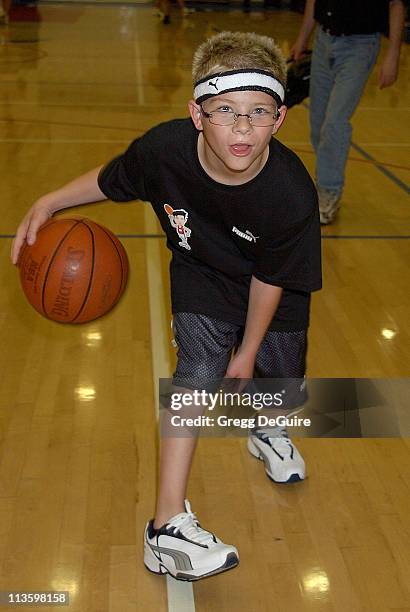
top-left (253, 207), bottom-right (322, 292)
top-left (97, 136), bottom-right (148, 202)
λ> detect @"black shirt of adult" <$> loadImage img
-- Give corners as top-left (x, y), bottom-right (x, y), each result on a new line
top-left (314, 0), bottom-right (391, 36)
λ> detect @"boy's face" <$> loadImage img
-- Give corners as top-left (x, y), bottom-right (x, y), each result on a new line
top-left (189, 90), bottom-right (287, 182)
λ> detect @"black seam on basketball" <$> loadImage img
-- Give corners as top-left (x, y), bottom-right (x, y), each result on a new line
top-left (42, 220), bottom-right (83, 318)
top-left (71, 222), bottom-right (95, 323)
top-left (83, 220), bottom-right (127, 307)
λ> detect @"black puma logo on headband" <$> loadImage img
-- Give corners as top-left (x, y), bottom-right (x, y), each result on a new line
top-left (208, 78), bottom-right (219, 91)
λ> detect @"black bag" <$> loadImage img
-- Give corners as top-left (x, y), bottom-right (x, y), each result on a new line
top-left (285, 51), bottom-right (312, 109)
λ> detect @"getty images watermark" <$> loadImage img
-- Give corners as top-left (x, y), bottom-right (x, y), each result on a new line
top-left (163, 386), bottom-right (311, 433)
top-left (160, 378), bottom-right (410, 438)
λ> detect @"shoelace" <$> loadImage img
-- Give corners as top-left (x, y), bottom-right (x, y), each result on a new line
top-left (169, 508), bottom-right (214, 546)
top-left (257, 427), bottom-right (294, 456)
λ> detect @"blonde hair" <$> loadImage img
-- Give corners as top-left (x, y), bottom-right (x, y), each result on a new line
top-left (192, 31), bottom-right (287, 86)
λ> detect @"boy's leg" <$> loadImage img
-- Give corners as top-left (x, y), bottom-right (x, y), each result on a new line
top-left (154, 420), bottom-right (199, 528)
top-left (144, 314), bottom-right (240, 581)
top-left (247, 329), bottom-right (307, 483)
top-left (153, 313), bottom-right (238, 526)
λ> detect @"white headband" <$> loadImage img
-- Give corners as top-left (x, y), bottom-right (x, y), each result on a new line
top-left (194, 69), bottom-right (285, 106)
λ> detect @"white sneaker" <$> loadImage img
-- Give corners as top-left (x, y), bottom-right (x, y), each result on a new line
top-left (318, 187), bottom-right (341, 225)
top-left (144, 500), bottom-right (239, 581)
top-left (248, 427), bottom-right (305, 483)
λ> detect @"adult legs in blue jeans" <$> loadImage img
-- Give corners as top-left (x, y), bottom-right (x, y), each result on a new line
top-left (310, 29), bottom-right (380, 214)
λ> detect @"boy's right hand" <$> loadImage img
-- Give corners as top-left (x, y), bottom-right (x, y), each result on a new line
top-left (11, 201), bottom-right (53, 265)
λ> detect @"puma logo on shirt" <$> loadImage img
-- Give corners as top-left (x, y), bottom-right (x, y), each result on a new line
top-left (232, 226), bottom-right (259, 243)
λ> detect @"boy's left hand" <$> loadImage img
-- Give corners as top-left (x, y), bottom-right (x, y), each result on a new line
top-left (225, 349), bottom-right (255, 391)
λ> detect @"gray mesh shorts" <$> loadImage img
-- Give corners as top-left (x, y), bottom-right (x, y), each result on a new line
top-left (171, 313), bottom-right (307, 408)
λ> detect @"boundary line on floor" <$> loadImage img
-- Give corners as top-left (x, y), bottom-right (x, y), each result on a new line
top-left (3, 234), bottom-right (410, 240)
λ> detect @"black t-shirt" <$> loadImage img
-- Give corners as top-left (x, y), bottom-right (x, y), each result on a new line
top-left (98, 119), bottom-right (322, 331)
top-left (314, 0), bottom-right (390, 35)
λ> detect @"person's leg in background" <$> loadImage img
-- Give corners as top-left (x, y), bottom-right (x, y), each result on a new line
top-left (0, 0), bottom-right (10, 24)
top-left (313, 32), bottom-right (381, 224)
top-left (175, 0), bottom-right (195, 17)
top-left (309, 28), bottom-right (341, 224)
top-left (159, 0), bottom-right (171, 24)
top-left (310, 28), bottom-right (336, 156)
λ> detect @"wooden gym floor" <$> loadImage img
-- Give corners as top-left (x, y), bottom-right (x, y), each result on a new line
top-left (0, 3), bottom-right (409, 611)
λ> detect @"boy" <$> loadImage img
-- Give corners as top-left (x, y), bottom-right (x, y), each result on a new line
top-left (12, 31), bottom-right (322, 581)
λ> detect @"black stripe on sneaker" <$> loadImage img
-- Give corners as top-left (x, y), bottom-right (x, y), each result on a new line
top-left (156, 524), bottom-right (210, 548)
top-left (258, 438), bottom-right (285, 461)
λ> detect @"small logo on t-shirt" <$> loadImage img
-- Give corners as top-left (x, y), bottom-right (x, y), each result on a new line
top-left (164, 204), bottom-right (192, 251)
top-left (232, 226), bottom-right (259, 243)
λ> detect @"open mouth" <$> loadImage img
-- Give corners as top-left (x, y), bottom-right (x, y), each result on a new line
top-left (229, 144), bottom-right (253, 156)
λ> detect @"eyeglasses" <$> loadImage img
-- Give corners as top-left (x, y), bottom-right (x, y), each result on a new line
top-left (201, 106), bottom-right (278, 127)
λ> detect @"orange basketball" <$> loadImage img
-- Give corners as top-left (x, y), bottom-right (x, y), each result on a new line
top-left (17, 218), bottom-right (129, 324)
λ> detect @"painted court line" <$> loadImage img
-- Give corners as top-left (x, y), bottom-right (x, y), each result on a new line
top-left (358, 143), bottom-right (410, 147)
top-left (166, 579), bottom-right (197, 612)
top-left (143, 207), bottom-right (172, 410)
top-left (0, 139), bottom-right (131, 144)
top-left (301, 102), bottom-right (410, 194)
top-left (142, 208), bottom-right (196, 612)
top-left (3, 102), bottom-right (408, 111)
top-left (351, 142), bottom-right (410, 195)
top-left (2, 234), bottom-right (410, 240)
top-left (0, 101), bottom-right (188, 108)
top-left (1, 138), bottom-right (410, 148)
top-left (285, 141), bottom-right (410, 148)
top-left (357, 106), bottom-right (410, 111)
top-left (321, 235), bottom-right (410, 239)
